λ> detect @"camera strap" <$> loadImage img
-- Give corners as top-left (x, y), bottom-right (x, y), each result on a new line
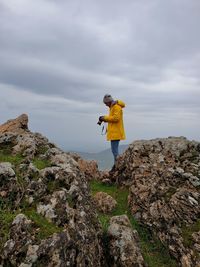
top-left (101, 123), bottom-right (107, 135)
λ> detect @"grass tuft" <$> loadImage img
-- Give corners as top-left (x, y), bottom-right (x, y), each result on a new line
top-left (181, 219), bottom-right (200, 247)
top-left (0, 152), bottom-right (24, 166)
top-left (0, 210), bottom-right (16, 251)
top-left (24, 209), bottom-right (63, 240)
top-left (32, 158), bottom-right (51, 170)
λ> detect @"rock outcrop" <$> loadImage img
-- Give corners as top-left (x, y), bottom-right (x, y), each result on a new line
top-left (111, 137), bottom-right (200, 267)
top-left (0, 114), bottom-right (29, 134)
top-left (0, 116), bottom-right (105, 266)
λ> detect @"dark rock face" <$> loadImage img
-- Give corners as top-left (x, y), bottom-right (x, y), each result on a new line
top-left (112, 137), bottom-right (200, 267)
top-left (0, 130), bottom-right (104, 266)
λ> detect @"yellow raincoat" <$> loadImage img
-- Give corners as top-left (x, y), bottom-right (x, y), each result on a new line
top-left (103, 100), bottom-right (126, 141)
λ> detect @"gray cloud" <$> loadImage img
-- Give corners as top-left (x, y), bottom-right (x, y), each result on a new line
top-left (0, 0), bottom-right (200, 151)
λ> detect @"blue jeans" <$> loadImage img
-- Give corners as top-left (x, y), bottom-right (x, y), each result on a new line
top-left (111, 140), bottom-right (120, 162)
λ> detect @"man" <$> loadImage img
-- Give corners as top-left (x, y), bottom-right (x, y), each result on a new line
top-left (99, 94), bottom-right (126, 164)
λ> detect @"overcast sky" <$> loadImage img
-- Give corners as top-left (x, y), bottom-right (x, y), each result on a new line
top-left (0, 0), bottom-right (199, 152)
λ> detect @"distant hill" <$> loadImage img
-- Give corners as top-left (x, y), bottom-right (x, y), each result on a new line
top-left (73, 144), bottom-right (129, 170)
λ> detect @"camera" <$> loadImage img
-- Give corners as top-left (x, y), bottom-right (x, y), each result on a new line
top-left (97, 116), bottom-right (103, 125)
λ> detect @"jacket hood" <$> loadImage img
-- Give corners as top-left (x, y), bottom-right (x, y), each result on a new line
top-left (117, 100), bottom-right (125, 108)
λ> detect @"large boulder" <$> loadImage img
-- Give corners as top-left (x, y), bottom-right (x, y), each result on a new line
top-left (0, 114), bottom-right (29, 134)
top-left (111, 137), bottom-right (200, 266)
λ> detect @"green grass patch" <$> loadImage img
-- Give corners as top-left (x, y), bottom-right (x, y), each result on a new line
top-left (90, 180), bottom-right (129, 232)
top-left (0, 208), bottom-right (63, 253)
top-left (24, 209), bottom-right (63, 240)
top-left (98, 213), bottom-right (110, 232)
top-left (0, 146), bottom-right (50, 171)
top-left (0, 210), bottom-right (16, 251)
top-left (89, 180), bottom-right (178, 267)
top-left (129, 216), bottom-right (177, 267)
top-left (90, 180), bottom-right (129, 212)
top-left (181, 219), bottom-right (200, 247)
top-left (0, 152), bottom-right (23, 166)
top-left (47, 180), bottom-right (58, 193)
top-left (32, 158), bottom-right (51, 170)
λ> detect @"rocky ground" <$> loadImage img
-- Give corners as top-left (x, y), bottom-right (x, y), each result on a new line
top-left (0, 114), bottom-right (199, 267)
top-left (0, 115), bottom-right (145, 267)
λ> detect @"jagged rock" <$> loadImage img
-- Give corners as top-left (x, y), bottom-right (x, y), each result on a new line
top-left (0, 131), bottom-right (52, 159)
top-left (3, 210), bottom-right (104, 266)
top-left (78, 158), bottom-right (99, 180)
top-left (93, 192), bottom-right (117, 213)
top-left (19, 162), bottom-right (39, 180)
top-left (101, 178), bottom-right (112, 185)
top-left (36, 188), bottom-right (77, 226)
top-left (37, 203), bottom-right (57, 221)
top-left (100, 170), bottom-right (111, 182)
top-left (111, 137), bottom-right (200, 266)
top-left (50, 151), bottom-right (78, 167)
top-left (69, 152), bottom-right (101, 181)
top-left (0, 191), bottom-right (7, 197)
top-left (20, 244), bottom-right (39, 266)
top-left (12, 213), bottom-right (32, 226)
top-left (0, 162), bottom-right (20, 209)
top-left (13, 132), bottom-right (51, 158)
top-left (0, 116), bottom-right (105, 266)
top-left (0, 114), bottom-right (29, 134)
top-left (0, 162), bottom-right (15, 178)
top-left (3, 214), bottom-right (33, 262)
top-left (192, 232), bottom-right (200, 262)
top-left (107, 215), bottom-right (146, 267)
